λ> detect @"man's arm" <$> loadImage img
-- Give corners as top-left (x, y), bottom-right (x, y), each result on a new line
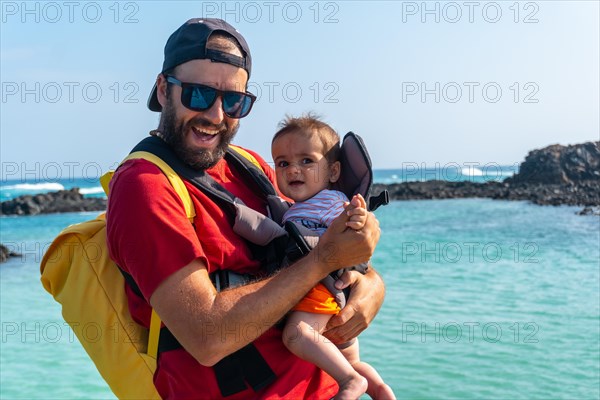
top-left (150, 209), bottom-right (381, 367)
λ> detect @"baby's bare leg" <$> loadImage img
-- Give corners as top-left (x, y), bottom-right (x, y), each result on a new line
top-left (340, 340), bottom-right (397, 399)
top-left (283, 311), bottom-right (367, 399)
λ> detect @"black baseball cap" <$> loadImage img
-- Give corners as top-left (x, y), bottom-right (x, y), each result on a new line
top-left (147, 18), bottom-right (252, 112)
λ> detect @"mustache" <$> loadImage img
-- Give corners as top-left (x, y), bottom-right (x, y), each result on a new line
top-left (185, 116), bottom-right (227, 134)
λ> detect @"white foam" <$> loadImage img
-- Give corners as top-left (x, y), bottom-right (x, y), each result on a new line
top-left (461, 167), bottom-right (484, 177)
top-left (79, 187), bottom-right (105, 195)
top-left (1, 183), bottom-right (65, 191)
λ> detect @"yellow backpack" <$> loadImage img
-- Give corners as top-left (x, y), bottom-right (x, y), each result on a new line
top-left (40, 144), bottom-right (264, 399)
top-left (40, 150), bottom-right (196, 399)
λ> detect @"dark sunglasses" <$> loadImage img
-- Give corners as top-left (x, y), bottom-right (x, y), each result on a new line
top-left (166, 75), bottom-right (256, 119)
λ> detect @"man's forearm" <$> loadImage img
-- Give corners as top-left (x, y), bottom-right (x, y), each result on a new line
top-left (151, 251), bottom-right (328, 366)
top-left (151, 209), bottom-right (380, 366)
top-left (208, 255), bottom-right (327, 357)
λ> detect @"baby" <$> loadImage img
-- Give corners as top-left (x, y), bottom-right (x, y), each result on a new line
top-left (271, 113), bottom-right (395, 400)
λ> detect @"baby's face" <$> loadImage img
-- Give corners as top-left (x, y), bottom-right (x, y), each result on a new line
top-left (272, 130), bottom-right (339, 202)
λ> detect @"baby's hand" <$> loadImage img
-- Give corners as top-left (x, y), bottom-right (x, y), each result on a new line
top-left (345, 194), bottom-right (368, 231)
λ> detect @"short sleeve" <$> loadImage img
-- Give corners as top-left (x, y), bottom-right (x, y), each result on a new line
top-left (319, 190), bottom-right (349, 226)
top-left (106, 159), bottom-right (206, 300)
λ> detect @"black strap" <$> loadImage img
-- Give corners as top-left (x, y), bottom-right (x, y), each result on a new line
top-left (122, 266), bottom-right (277, 398)
top-left (283, 221), bottom-right (312, 262)
top-left (118, 267), bottom-right (144, 299)
top-left (157, 326), bottom-right (181, 353)
top-left (206, 48), bottom-right (247, 70)
top-left (132, 136), bottom-right (237, 213)
top-left (225, 148), bottom-right (277, 197)
top-left (131, 136), bottom-right (278, 214)
top-left (234, 344), bottom-right (277, 392)
top-left (213, 350), bottom-right (247, 397)
top-left (213, 343), bottom-right (277, 396)
top-left (369, 190), bottom-right (390, 211)
top-left (158, 326), bottom-right (276, 397)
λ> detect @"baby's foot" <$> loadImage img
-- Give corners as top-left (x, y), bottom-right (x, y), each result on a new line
top-left (334, 374), bottom-right (368, 400)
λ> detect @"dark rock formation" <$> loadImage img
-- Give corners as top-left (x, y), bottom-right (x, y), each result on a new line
top-left (506, 141), bottom-right (600, 184)
top-left (0, 188), bottom-right (106, 216)
top-left (0, 244), bottom-right (21, 263)
top-left (373, 141), bottom-right (600, 208)
top-left (374, 180), bottom-right (600, 206)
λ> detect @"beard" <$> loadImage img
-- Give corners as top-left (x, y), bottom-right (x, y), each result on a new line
top-left (160, 98), bottom-right (239, 170)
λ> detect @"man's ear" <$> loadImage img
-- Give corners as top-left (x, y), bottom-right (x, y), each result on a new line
top-left (156, 74), bottom-right (168, 108)
top-left (329, 161), bottom-right (341, 183)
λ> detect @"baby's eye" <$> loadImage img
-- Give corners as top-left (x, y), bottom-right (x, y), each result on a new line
top-left (277, 160), bottom-right (289, 168)
top-left (301, 158), bottom-right (314, 165)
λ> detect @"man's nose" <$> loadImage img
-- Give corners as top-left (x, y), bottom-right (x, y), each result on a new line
top-left (202, 96), bottom-right (225, 125)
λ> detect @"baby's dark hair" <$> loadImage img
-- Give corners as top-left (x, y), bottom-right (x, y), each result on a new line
top-left (272, 112), bottom-right (340, 163)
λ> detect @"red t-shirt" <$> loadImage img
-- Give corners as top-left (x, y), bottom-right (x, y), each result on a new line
top-left (106, 147), bottom-right (337, 399)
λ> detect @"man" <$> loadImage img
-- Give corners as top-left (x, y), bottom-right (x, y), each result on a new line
top-left (106, 18), bottom-right (385, 399)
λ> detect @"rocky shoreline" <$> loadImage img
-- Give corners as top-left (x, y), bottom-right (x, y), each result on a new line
top-left (374, 180), bottom-right (600, 207)
top-left (373, 141), bottom-right (599, 212)
top-left (0, 188), bottom-right (106, 216)
top-left (1, 141), bottom-right (598, 217)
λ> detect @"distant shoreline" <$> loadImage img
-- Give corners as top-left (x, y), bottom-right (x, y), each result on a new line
top-left (373, 181), bottom-right (599, 207)
top-left (372, 140), bottom-right (600, 214)
top-left (1, 141), bottom-right (598, 217)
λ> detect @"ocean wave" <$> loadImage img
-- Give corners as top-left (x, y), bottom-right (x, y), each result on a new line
top-left (79, 187), bottom-right (105, 195)
top-left (0, 182), bottom-right (65, 191)
top-left (461, 167), bottom-right (484, 177)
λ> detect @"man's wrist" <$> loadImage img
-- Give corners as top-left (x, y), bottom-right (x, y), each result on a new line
top-left (309, 242), bottom-right (341, 276)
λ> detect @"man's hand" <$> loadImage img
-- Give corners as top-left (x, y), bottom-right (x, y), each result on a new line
top-left (315, 206), bottom-right (380, 274)
top-left (324, 267), bottom-right (385, 344)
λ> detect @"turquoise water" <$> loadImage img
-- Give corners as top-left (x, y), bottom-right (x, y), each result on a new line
top-left (1, 199), bottom-right (599, 399)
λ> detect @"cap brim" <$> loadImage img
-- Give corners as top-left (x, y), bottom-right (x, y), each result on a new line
top-left (147, 82), bottom-right (162, 112)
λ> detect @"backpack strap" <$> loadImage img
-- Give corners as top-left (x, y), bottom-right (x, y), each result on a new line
top-left (227, 144), bottom-right (263, 170)
top-left (118, 267), bottom-right (162, 360)
top-left (131, 137), bottom-right (288, 246)
top-left (130, 137), bottom-right (279, 207)
top-left (226, 145), bottom-right (278, 197)
top-left (102, 145), bottom-right (197, 360)
top-left (130, 137), bottom-right (240, 214)
top-left (100, 150), bottom-right (196, 223)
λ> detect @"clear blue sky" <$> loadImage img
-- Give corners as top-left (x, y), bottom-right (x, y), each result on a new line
top-left (1, 1), bottom-right (598, 180)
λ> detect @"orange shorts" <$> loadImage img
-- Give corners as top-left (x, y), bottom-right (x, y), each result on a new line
top-left (292, 283), bottom-right (340, 314)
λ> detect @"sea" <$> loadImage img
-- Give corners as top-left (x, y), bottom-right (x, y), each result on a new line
top-left (1, 167), bottom-right (599, 399)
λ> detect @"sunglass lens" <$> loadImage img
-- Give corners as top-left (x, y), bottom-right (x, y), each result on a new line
top-left (222, 93), bottom-right (251, 118)
top-left (185, 86), bottom-right (216, 111)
